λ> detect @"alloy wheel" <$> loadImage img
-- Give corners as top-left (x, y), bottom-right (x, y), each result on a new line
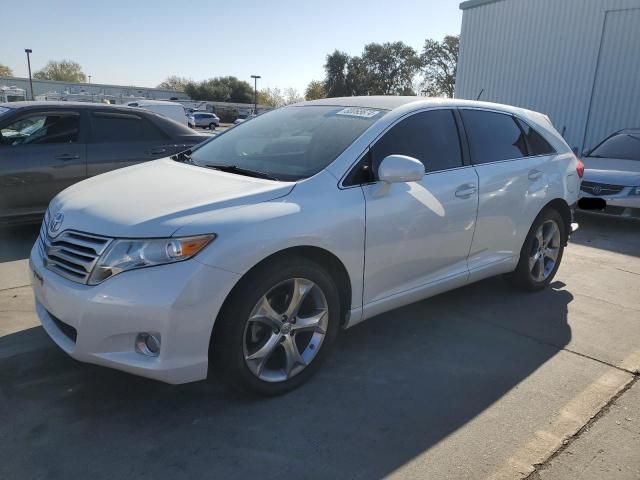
top-left (243, 278), bottom-right (329, 382)
top-left (529, 219), bottom-right (561, 281)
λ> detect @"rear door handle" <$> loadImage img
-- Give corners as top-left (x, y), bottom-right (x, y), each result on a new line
top-left (528, 169), bottom-right (543, 181)
top-left (54, 153), bottom-right (80, 160)
top-left (455, 184), bottom-right (477, 199)
top-left (147, 147), bottom-right (168, 155)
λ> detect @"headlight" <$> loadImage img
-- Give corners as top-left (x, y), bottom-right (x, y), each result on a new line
top-left (629, 186), bottom-right (640, 196)
top-left (88, 234), bottom-right (215, 285)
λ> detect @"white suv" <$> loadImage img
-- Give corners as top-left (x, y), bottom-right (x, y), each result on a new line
top-left (30, 97), bottom-right (583, 395)
top-left (188, 112), bottom-right (220, 129)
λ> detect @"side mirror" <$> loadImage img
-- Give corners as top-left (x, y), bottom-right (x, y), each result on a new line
top-left (378, 155), bottom-right (425, 184)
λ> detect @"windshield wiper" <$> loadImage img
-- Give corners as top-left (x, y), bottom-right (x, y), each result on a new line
top-left (205, 164), bottom-right (279, 181)
top-left (172, 149), bottom-right (193, 163)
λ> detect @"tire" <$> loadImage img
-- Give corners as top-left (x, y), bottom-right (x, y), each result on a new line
top-left (208, 122), bottom-right (216, 130)
top-left (505, 208), bottom-right (566, 291)
top-left (211, 256), bottom-right (341, 396)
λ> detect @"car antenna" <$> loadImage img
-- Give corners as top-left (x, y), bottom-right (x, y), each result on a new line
top-left (476, 89), bottom-right (484, 101)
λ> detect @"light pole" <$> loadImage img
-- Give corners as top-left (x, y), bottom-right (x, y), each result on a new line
top-left (25, 49), bottom-right (34, 100)
top-left (251, 75), bottom-right (261, 115)
top-left (88, 75), bottom-right (92, 84)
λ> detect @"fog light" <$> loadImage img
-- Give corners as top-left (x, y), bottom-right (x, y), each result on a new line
top-left (135, 333), bottom-right (161, 357)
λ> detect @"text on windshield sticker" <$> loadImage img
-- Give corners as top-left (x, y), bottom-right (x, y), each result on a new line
top-left (335, 107), bottom-right (381, 118)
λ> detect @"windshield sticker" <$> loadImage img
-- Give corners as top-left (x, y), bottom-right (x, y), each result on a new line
top-left (335, 107), bottom-right (381, 118)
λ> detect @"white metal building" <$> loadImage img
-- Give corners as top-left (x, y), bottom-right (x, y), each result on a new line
top-left (0, 76), bottom-right (190, 104)
top-left (455, 0), bottom-right (640, 152)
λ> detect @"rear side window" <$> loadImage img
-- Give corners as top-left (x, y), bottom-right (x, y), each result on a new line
top-left (461, 110), bottom-right (527, 164)
top-left (91, 112), bottom-right (168, 143)
top-left (371, 109), bottom-right (463, 173)
top-left (516, 118), bottom-right (555, 156)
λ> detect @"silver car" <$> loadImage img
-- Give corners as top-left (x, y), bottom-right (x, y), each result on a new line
top-left (188, 112), bottom-right (220, 129)
top-left (578, 129), bottom-right (640, 219)
top-left (29, 97), bottom-right (581, 395)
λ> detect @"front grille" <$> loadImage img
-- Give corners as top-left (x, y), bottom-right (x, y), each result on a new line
top-left (38, 212), bottom-right (112, 284)
top-left (50, 312), bottom-right (78, 343)
top-left (580, 181), bottom-right (625, 196)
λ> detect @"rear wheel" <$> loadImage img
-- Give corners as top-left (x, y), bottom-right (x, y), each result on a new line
top-left (212, 257), bottom-right (340, 396)
top-left (505, 208), bottom-right (566, 291)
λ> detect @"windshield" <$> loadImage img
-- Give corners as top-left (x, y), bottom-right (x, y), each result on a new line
top-left (189, 105), bottom-right (385, 181)
top-left (589, 133), bottom-right (640, 161)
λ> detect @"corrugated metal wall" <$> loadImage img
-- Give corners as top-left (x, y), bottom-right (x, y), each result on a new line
top-left (584, 8), bottom-right (640, 148)
top-left (455, 0), bottom-right (640, 152)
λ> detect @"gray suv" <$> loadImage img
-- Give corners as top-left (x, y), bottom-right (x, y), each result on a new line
top-left (0, 102), bottom-right (205, 225)
top-left (188, 112), bottom-right (220, 129)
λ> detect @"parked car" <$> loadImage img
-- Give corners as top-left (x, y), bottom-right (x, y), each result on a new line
top-left (188, 112), bottom-right (220, 129)
top-left (30, 97), bottom-right (582, 395)
top-left (233, 113), bottom-right (255, 125)
top-left (577, 129), bottom-right (640, 218)
top-left (0, 101), bottom-right (205, 225)
top-left (127, 100), bottom-right (189, 126)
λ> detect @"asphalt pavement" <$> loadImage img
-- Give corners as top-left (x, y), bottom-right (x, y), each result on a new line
top-left (0, 212), bottom-right (638, 480)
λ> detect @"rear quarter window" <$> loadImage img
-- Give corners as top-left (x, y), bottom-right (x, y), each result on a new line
top-left (516, 118), bottom-right (556, 156)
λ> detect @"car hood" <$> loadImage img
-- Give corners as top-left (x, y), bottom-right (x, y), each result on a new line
top-left (582, 157), bottom-right (640, 186)
top-left (50, 158), bottom-right (295, 237)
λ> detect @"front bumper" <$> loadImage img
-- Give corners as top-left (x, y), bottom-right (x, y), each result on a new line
top-left (578, 190), bottom-right (640, 218)
top-left (29, 243), bottom-right (240, 384)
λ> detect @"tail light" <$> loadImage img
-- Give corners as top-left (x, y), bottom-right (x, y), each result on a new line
top-left (576, 157), bottom-right (585, 178)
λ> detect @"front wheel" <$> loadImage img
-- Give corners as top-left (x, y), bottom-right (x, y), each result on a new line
top-left (212, 258), bottom-right (340, 396)
top-left (505, 208), bottom-right (566, 291)
top-left (208, 122), bottom-right (216, 130)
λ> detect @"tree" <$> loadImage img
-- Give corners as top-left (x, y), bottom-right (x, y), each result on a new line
top-left (184, 76), bottom-right (253, 102)
top-left (323, 42), bottom-right (420, 97)
top-left (0, 64), bottom-right (13, 77)
top-left (420, 35), bottom-right (459, 98)
top-left (345, 56), bottom-right (372, 96)
top-left (323, 50), bottom-right (349, 97)
top-left (304, 80), bottom-right (326, 100)
top-left (33, 60), bottom-right (86, 82)
top-left (157, 76), bottom-right (190, 91)
top-left (257, 87), bottom-right (283, 107)
top-left (283, 87), bottom-right (303, 105)
top-left (360, 42), bottom-right (420, 95)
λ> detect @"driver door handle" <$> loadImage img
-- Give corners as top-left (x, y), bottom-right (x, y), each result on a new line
top-left (455, 184), bottom-right (477, 199)
top-left (54, 153), bottom-right (80, 160)
top-left (147, 147), bottom-right (167, 155)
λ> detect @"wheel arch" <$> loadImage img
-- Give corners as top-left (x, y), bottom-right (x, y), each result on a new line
top-left (542, 198), bottom-right (572, 245)
top-left (209, 245), bottom-right (353, 355)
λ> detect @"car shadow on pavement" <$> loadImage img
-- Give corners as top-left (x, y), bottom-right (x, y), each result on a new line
top-left (0, 224), bottom-right (40, 263)
top-left (0, 278), bottom-right (573, 480)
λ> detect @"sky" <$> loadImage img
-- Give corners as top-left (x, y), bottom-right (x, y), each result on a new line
top-left (1, 0), bottom-right (462, 93)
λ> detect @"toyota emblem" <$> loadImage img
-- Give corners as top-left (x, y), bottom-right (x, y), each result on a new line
top-left (49, 212), bottom-right (64, 235)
